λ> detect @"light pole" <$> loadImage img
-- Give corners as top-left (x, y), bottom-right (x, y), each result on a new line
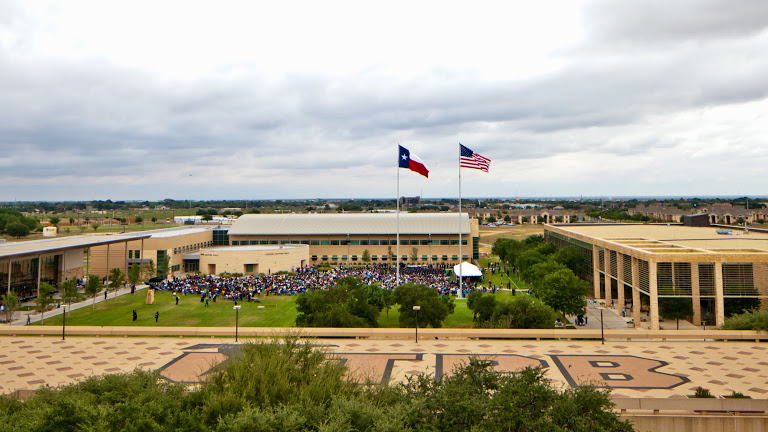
top-left (233, 305), bottom-right (241, 342)
top-left (62, 306), bottom-right (66, 341)
top-left (598, 306), bottom-right (605, 345)
top-left (413, 305), bottom-right (420, 343)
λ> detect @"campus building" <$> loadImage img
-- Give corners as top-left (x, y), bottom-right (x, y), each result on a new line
top-left (544, 224), bottom-right (768, 330)
top-left (227, 213), bottom-right (479, 266)
top-left (0, 233), bottom-right (151, 299)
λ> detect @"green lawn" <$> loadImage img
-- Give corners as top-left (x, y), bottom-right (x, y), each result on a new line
top-left (40, 290), bottom-right (528, 329)
top-left (42, 291), bottom-right (298, 327)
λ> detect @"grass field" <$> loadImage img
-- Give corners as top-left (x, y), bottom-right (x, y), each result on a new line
top-left (42, 291), bottom-right (298, 327)
top-left (39, 289), bottom-right (531, 329)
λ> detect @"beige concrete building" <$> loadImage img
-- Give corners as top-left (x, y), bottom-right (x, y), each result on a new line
top-left (545, 224), bottom-right (768, 330)
top-left (198, 245), bottom-right (309, 275)
top-left (89, 227), bottom-right (220, 277)
top-left (228, 213), bottom-right (480, 267)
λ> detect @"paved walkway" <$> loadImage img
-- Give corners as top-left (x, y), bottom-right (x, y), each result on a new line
top-left (8, 284), bottom-right (149, 326)
top-left (1, 336), bottom-right (766, 400)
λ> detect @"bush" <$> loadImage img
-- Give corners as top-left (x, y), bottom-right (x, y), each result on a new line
top-left (722, 309), bottom-right (768, 331)
top-left (691, 386), bottom-right (715, 398)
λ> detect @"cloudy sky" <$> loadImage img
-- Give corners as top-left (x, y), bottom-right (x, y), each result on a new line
top-left (1, 0), bottom-right (767, 201)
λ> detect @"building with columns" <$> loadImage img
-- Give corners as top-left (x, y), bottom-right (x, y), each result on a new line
top-left (544, 224), bottom-right (768, 330)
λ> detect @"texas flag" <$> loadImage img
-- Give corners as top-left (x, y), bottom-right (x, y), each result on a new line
top-left (398, 145), bottom-right (429, 178)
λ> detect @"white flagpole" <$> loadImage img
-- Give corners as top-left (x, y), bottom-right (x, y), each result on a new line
top-left (396, 146), bottom-right (400, 287)
top-left (458, 144), bottom-right (463, 299)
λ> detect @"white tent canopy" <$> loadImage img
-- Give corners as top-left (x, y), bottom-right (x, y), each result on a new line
top-left (453, 262), bottom-right (482, 277)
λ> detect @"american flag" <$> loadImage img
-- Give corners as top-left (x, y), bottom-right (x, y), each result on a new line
top-left (460, 144), bottom-right (491, 172)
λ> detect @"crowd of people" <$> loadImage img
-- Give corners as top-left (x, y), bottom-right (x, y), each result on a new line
top-left (152, 264), bottom-right (474, 302)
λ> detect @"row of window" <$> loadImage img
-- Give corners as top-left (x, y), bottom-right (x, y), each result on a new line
top-left (174, 241), bottom-right (214, 254)
top-left (311, 254), bottom-right (469, 261)
top-left (231, 239), bottom-right (469, 246)
top-left (127, 250), bottom-right (141, 259)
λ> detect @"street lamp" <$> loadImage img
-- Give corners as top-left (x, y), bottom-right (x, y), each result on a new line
top-left (597, 306), bottom-right (605, 345)
top-left (233, 305), bottom-right (241, 342)
top-left (413, 306), bottom-right (421, 343)
top-left (62, 307), bottom-right (66, 341)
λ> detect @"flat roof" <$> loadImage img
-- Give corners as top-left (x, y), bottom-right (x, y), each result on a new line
top-left (0, 232), bottom-right (153, 260)
top-left (201, 245), bottom-right (307, 252)
top-left (547, 224), bottom-right (768, 256)
top-left (229, 213), bottom-right (471, 236)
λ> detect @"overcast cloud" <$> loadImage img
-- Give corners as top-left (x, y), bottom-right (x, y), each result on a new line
top-left (1, 0), bottom-right (767, 201)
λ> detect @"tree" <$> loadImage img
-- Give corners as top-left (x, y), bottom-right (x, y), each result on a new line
top-left (151, 216), bottom-right (157, 223)
top-left (393, 283), bottom-right (455, 328)
top-left (135, 216), bottom-right (143, 224)
top-left (108, 268), bottom-right (125, 301)
top-left (6, 221), bottom-right (30, 238)
top-left (503, 215), bottom-right (512, 223)
top-left (143, 259), bottom-right (156, 280)
top-left (35, 282), bottom-right (55, 325)
top-left (410, 247), bottom-right (419, 262)
top-left (127, 264), bottom-right (141, 292)
top-left (158, 254), bottom-right (171, 277)
top-left (295, 277), bottom-right (380, 327)
top-left (60, 279), bottom-right (84, 317)
top-left (659, 297), bottom-right (693, 329)
top-left (1, 291), bottom-right (19, 323)
top-left (361, 249), bottom-right (371, 263)
top-left (538, 269), bottom-right (589, 317)
top-left (85, 274), bottom-right (102, 309)
top-left (490, 295), bottom-right (557, 329)
top-left (91, 222), bottom-right (100, 231)
top-left (467, 293), bottom-right (496, 323)
top-left (49, 216), bottom-right (60, 227)
top-left (202, 214), bottom-right (213, 221)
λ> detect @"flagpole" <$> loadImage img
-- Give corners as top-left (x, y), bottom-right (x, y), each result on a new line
top-left (458, 143), bottom-right (463, 299)
top-left (396, 146), bottom-right (400, 287)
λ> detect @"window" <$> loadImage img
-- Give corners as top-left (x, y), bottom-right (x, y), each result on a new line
top-left (440, 240), bottom-right (449, 246)
top-left (311, 240), bottom-right (320, 245)
top-left (260, 240), bottom-right (269, 245)
top-left (381, 255), bottom-right (387, 260)
top-left (245, 264), bottom-right (254, 273)
top-left (369, 240), bottom-right (379, 246)
top-left (321, 240), bottom-right (330, 245)
top-left (300, 240), bottom-right (309, 245)
top-left (462, 255), bottom-right (469, 260)
top-left (432, 255), bottom-right (438, 260)
top-left (420, 240), bottom-right (430, 245)
top-left (462, 240), bottom-right (468, 246)
top-left (400, 240), bottom-right (409, 245)
top-left (360, 240), bottom-right (369, 245)
top-left (372, 255), bottom-right (378, 260)
top-left (311, 255), bottom-right (318, 261)
top-left (431, 240), bottom-right (440, 246)
top-left (422, 255), bottom-right (428, 261)
top-left (342, 255), bottom-right (348, 260)
top-left (269, 240), bottom-right (278, 245)
top-left (350, 240), bottom-right (360, 245)
top-left (322, 255), bottom-right (328, 260)
top-left (402, 255), bottom-right (408, 261)
top-left (352, 255), bottom-right (358, 261)
top-left (280, 240), bottom-right (291, 244)
top-left (128, 250), bottom-right (133, 259)
top-left (250, 240), bottom-right (259, 245)
top-left (135, 250), bottom-right (140, 259)
top-left (331, 255), bottom-right (338, 260)
top-left (442, 255), bottom-right (448, 260)
top-left (330, 240), bottom-right (340, 246)
top-left (410, 240), bottom-right (419, 245)
top-left (451, 255), bottom-right (458, 260)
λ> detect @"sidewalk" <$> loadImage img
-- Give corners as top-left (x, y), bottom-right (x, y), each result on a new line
top-left (7, 284), bottom-right (149, 326)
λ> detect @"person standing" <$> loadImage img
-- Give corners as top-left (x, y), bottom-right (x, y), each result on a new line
top-left (133, 310), bottom-right (137, 321)
top-left (155, 311), bottom-right (159, 323)
top-left (175, 296), bottom-right (179, 305)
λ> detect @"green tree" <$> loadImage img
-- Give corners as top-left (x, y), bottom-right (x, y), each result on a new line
top-left (489, 295), bottom-right (557, 329)
top-left (84, 274), bottom-right (102, 309)
top-left (538, 269), bottom-right (589, 317)
top-left (467, 293), bottom-right (496, 324)
top-left (91, 222), bottom-right (100, 231)
top-left (722, 309), bottom-right (768, 331)
top-left (295, 277), bottom-right (380, 327)
top-left (393, 283), bottom-right (455, 328)
top-left (127, 264), bottom-right (141, 292)
top-left (202, 213), bottom-right (213, 221)
top-left (108, 268), bottom-right (125, 301)
top-left (1, 291), bottom-right (19, 323)
top-left (143, 259), bottom-right (156, 280)
top-left (35, 282), bottom-right (55, 325)
top-left (60, 279), bottom-right (84, 317)
top-left (362, 249), bottom-right (371, 263)
top-left (6, 221), bottom-right (30, 238)
top-left (135, 216), bottom-right (143, 224)
top-left (659, 297), bottom-right (693, 330)
top-left (410, 247), bottom-right (419, 262)
top-left (49, 216), bottom-right (60, 227)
